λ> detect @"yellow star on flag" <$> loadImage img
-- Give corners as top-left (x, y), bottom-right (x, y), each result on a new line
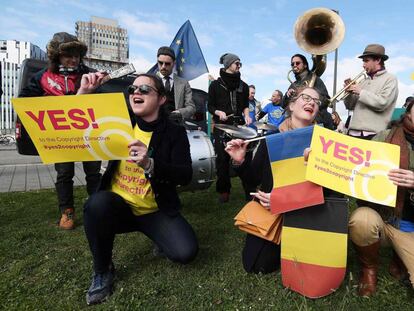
top-left (180, 66), bottom-right (183, 72)
top-left (180, 48), bottom-right (184, 54)
top-left (176, 39), bottom-right (182, 45)
top-left (181, 57), bottom-right (185, 63)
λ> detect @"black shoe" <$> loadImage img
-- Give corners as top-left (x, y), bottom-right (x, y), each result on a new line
top-left (86, 264), bottom-right (115, 305)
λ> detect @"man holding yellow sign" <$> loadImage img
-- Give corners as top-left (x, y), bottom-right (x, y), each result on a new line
top-left (16, 32), bottom-right (108, 230)
top-left (307, 104), bottom-right (414, 296)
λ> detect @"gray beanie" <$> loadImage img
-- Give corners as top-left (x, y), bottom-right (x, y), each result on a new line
top-left (219, 53), bottom-right (240, 69)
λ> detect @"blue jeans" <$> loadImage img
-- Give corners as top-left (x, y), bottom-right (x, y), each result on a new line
top-left (84, 191), bottom-right (198, 273)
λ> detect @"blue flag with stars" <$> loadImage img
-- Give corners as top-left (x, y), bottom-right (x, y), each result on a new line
top-left (148, 20), bottom-right (208, 80)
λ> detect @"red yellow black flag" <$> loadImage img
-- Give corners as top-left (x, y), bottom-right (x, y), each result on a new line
top-left (281, 197), bottom-right (348, 298)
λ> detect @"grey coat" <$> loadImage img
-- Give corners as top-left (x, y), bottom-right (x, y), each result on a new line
top-left (173, 74), bottom-right (196, 119)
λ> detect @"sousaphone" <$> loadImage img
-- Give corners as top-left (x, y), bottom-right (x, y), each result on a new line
top-left (288, 8), bottom-right (345, 87)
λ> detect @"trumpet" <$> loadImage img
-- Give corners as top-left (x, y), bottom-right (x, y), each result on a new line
top-left (329, 70), bottom-right (367, 107)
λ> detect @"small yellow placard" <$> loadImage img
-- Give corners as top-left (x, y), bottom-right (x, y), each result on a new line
top-left (306, 126), bottom-right (400, 207)
top-left (12, 93), bottom-right (134, 164)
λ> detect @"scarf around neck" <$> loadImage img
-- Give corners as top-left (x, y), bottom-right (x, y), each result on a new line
top-left (219, 68), bottom-right (241, 90)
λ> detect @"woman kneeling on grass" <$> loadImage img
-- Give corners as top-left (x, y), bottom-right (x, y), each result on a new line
top-left (225, 86), bottom-right (320, 273)
top-left (83, 74), bottom-right (198, 305)
top-left (349, 99), bottom-right (414, 296)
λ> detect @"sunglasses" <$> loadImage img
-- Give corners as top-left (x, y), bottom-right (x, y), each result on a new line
top-left (234, 62), bottom-right (242, 67)
top-left (291, 61), bottom-right (302, 67)
top-left (158, 60), bottom-right (172, 66)
top-left (127, 84), bottom-right (159, 95)
top-left (298, 93), bottom-right (321, 106)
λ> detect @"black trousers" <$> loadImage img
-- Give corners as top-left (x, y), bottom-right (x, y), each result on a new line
top-left (84, 191), bottom-right (198, 273)
top-left (242, 234), bottom-right (281, 274)
top-left (213, 130), bottom-right (232, 194)
top-left (54, 161), bottom-right (101, 212)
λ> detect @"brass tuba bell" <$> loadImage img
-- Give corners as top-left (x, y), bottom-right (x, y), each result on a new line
top-left (289, 8), bottom-right (345, 87)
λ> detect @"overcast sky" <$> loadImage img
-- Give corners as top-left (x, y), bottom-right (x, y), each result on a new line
top-left (1, 0), bottom-right (413, 118)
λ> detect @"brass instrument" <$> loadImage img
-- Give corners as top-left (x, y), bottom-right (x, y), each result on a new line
top-left (328, 70), bottom-right (367, 107)
top-left (289, 8), bottom-right (345, 87)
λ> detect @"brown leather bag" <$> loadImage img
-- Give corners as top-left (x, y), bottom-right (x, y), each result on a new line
top-left (234, 201), bottom-right (283, 244)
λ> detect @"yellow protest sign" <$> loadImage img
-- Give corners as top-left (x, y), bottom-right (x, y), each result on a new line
top-left (306, 126), bottom-right (400, 207)
top-left (12, 93), bottom-right (134, 164)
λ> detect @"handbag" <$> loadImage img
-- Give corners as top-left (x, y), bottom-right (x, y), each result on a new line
top-left (234, 201), bottom-right (283, 244)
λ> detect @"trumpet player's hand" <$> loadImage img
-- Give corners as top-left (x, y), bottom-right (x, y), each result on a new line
top-left (348, 84), bottom-right (362, 95)
top-left (225, 139), bottom-right (248, 165)
top-left (215, 110), bottom-right (228, 121)
top-left (343, 78), bottom-right (351, 87)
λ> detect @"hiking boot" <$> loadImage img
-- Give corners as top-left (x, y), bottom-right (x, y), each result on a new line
top-left (86, 264), bottom-right (115, 305)
top-left (218, 192), bottom-right (230, 203)
top-left (59, 208), bottom-right (75, 230)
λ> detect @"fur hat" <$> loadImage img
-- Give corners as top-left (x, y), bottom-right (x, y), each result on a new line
top-left (219, 53), bottom-right (240, 69)
top-left (47, 32), bottom-right (87, 62)
top-left (157, 46), bottom-right (176, 60)
top-left (358, 44), bottom-right (388, 61)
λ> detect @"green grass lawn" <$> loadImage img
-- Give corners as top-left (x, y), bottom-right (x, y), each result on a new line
top-left (0, 179), bottom-right (413, 310)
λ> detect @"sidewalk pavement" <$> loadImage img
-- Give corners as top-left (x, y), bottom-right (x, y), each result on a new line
top-left (0, 143), bottom-right (106, 193)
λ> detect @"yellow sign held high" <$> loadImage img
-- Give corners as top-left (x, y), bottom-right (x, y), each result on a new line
top-left (12, 93), bottom-right (134, 164)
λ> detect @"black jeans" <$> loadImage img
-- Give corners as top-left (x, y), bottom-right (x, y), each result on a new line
top-left (54, 161), bottom-right (101, 212)
top-left (213, 130), bottom-right (232, 194)
top-left (84, 191), bottom-right (198, 273)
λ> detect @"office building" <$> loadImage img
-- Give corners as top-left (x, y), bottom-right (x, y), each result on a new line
top-left (76, 16), bottom-right (129, 72)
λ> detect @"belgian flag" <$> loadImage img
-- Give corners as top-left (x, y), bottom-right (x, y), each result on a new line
top-left (281, 197), bottom-right (348, 298)
top-left (266, 126), bottom-right (324, 213)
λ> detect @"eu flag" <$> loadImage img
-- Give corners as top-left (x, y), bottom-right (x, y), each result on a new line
top-left (148, 20), bottom-right (209, 80)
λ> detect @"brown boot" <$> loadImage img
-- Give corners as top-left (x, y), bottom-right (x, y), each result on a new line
top-left (354, 241), bottom-right (380, 297)
top-left (389, 251), bottom-right (408, 281)
top-left (59, 208), bottom-right (75, 230)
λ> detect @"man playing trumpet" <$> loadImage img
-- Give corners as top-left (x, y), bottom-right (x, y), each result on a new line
top-left (344, 44), bottom-right (398, 140)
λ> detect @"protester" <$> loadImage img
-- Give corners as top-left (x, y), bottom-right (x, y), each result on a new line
top-left (156, 46), bottom-right (195, 121)
top-left (349, 99), bottom-right (414, 296)
top-left (19, 32), bottom-right (105, 230)
top-left (83, 73), bottom-right (198, 305)
top-left (207, 53), bottom-right (251, 203)
top-left (282, 53), bottom-right (334, 130)
top-left (247, 85), bottom-right (260, 124)
top-left (344, 44), bottom-right (398, 140)
top-left (257, 90), bottom-right (285, 129)
top-left (403, 96), bottom-right (414, 109)
top-left (225, 86), bottom-right (320, 273)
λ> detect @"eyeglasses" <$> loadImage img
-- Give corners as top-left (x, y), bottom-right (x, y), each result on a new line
top-left (127, 84), bottom-right (158, 95)
top-left (234, 62), bottom-right (242, 67)
top-left (158, 60), bottom-right (172, 66)
top-left (291, 61), bottom-right (302, 67)
top-left (298, 93), bottom-right (321, 106)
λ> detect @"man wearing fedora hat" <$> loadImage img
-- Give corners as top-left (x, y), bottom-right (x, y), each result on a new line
top-left (344, 43), bottom-right (398, 140)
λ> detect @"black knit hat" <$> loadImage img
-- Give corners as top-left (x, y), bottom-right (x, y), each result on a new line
top-left (157, 46), bottom-right (176, 60)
